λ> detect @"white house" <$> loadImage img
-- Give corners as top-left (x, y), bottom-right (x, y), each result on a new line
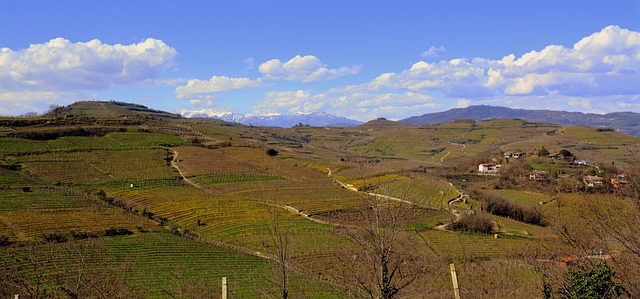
top-left (479, 163), bottom-right (500, 173)
top-left (573, 159), bottom-right (588, 165)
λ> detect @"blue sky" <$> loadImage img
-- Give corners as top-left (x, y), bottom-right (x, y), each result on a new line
top-left (1, 0), bottom-right (639, 120)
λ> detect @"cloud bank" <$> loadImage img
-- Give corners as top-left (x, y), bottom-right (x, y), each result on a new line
top-left (175, 55), bottom-right (360, 97)
top-left (0, 38), bottom-right (177, 115)
top-left (257, 26), bottom-right (640, 120)
top-left (258, 55), bottom-right (360, 82)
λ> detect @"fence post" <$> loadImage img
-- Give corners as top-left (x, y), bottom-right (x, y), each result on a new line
top-left (222, 277), bottom-right (227, 299)
top-left (450, 263), bottom-right (461, 299)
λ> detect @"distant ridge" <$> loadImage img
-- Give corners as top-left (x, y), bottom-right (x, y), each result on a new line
top-left (401, 105), bottom-right (640, 137)
top-left (60, 101), bottom-right (182, 119)
top-left (183, 111), bottom-right (363, 128)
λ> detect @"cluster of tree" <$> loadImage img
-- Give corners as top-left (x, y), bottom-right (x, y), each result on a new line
top-left (9, 127), bottom-right (125, 140)
top-left (470, 188), bottom-right (544, 226)
top-left (449, 213), bottom-right (494, 234)
top-left (544, 263), bottom-right (623, 299)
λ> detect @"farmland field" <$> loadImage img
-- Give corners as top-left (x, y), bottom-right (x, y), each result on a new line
top-left (2, 101), bottom-right (639, 298)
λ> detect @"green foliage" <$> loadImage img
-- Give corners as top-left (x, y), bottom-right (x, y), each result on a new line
top-left (266, 148), bottom-right (279, 156)
top-left (450, 213), bottom-right (494, 234)
top-left (539, 146), bottom-right (550, 156)
top-left (104, 226), bottom-right (133, 236)
top-left (558, 263), bottom-right (622, 299)
top-left (559, 149), bottom-right (573, 158)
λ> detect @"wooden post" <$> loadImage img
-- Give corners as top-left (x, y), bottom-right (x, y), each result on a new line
top-left (450, 263), bottom-right (461, 299)
top-left (221, 277), bottom-right (227, 299)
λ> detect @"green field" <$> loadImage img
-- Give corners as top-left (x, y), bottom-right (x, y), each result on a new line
top-left (1, 101), bottom-right (639, 298)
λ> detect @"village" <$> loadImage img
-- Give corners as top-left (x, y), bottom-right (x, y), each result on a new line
top-left (477, 148), bottom-right (629, 191)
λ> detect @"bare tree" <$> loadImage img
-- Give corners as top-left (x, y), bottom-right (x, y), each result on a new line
top-left (47, 104), bottom-right (65, 119)
top-left (259, 204), bottom-right (294, 299)
top-left (336, 193), bottom-right (422, 299)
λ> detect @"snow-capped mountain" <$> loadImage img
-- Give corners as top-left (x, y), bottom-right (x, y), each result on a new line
top-left (182, 110), bottom-right (362, 127)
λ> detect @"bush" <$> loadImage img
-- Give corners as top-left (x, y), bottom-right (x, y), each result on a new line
top-left (42, 232), bottom-right (68, 243)
top-left (0, 234), bottom-right (12, 246)
top-left (471, 189), bottom-right (544, 226)
top-left (104, 226), bottom-right (133, 236)
top-left (70, 229), bottom-right (97, 240)
top-left (266, 148), bottom-right (279, 157)
top-left (450, 213), bottom-right (494, 234)
top-left (557, 263), bottom-right (622, 299)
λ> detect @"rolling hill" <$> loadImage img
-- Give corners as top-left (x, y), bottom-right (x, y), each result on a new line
top-left (401, 105), bottom-right (640, 137)
top-left (1, 100), bottom-right (639, 298)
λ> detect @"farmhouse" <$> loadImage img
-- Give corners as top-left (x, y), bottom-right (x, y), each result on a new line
top-left (529, 170), bottom-right (549, 181)
top-left (504, 151), bottom-right (525, 159)
top-left (583, 175), bottom-right (604, 187)
top-left (611, 174), bottom-right (628, 188)
top-left (478, 163), bottom-right (500, 173)
top-left (573, 159), bottom-right (588, 165)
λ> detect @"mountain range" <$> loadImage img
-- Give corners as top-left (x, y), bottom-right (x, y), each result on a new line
top-left (400, 105), bottom-right (640, 137)
top-left (182, 110), bottom-right (363, 127)
top-left (183, 105), bottom-right (640, 137)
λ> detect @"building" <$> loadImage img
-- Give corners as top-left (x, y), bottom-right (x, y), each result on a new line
top-left (478, 163), bottom-right (500, 173)
top-left (573, 159), bottom-right (588, 165)
top-left (529, 170), bottom-right (549, 181)
top-left (611, 174), bottom-right (628, 188)
top-left (504, 152), bottom-right (524, 159)
top-left (583, 175), bottom-right (604, 187)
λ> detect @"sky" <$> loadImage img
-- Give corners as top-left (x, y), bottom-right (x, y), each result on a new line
top-left (1, 1), bottom-right (639, 121)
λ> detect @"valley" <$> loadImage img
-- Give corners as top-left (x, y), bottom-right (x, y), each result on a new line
top-left (1, 101), bottom-right (638, 298)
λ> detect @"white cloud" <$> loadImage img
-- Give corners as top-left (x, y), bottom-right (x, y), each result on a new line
top-left (0, 38), bottom-right (176, 115)
top-left (254, 90), bottom-right (437, 121)
top-left (455, 99), bottom-right (472, 108)
top-left (175, 76), bottom-right (262, 97)
top-left (335, 26), bottom-right (640, 107)
top-left (0, 91), bottom-right (80, 116)
top-left (258, 55), bottom-right (360, 82)
top-left (421, 46), bottom-right (446, 58)
top-left (0, 38), bottom-right (176, 92)
top-left (243, 57), bottom-right (255, 70)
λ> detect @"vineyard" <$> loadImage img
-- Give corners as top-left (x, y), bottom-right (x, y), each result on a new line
top-left (2, 101), bottom-right (639, 298)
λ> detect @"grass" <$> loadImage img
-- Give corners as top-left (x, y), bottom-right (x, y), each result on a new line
top-left (187, 172), bottom-right (286, 187)
top-left (19, 149), bottom-right (178, 185)
top-left (488, 189), bottom-right (549, 206)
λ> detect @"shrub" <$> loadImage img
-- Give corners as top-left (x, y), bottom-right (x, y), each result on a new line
top-left (557, 263), bottom-right (622, 299)
top-left (42, 232), bottom-right (68, 243)
top-left (0, 234), bottom-right (12, 246)
top-left (471, 189), bottom-right (543, 226)
top-left (70, 229), bottom-right (97, 240)
top-left (104, 226), bottom-right (133, 236)
top-left (450, 213), bottom-right (494, 234)
top-left (266, 148), bottom-right (279, 157)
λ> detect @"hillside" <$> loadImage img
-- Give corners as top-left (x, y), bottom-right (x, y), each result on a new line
top-left (54, 101), bottom-right (182, 119)
top-left (1, 101), bottom-right (639, 298)
top-left (401, 105), bottom-right (640, 137)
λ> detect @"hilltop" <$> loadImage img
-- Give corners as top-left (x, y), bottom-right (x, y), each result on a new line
top-left (401, 105), bottom-right (640, 137)
top-left (51, 101), bottom-right (182, 119)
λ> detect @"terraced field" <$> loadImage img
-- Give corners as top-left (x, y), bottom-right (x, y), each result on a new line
top-left (19, 149), bottom-right (177, 185)
top-left (417, 230), bottom-right (534, 258)
top-left (3, 102), bottom-right (638, 297)
top-left (488, 189), bottom-right (549, 206)
top-left (0, 131), bottom-right (188, 155)
top-left (347, 173), bottom-right (459, 209)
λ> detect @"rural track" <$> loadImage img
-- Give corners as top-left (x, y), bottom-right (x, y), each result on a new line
top-left (327, 167), bottom-right (469, 232)
top-left (171, 150), bottom-right (338, 228)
